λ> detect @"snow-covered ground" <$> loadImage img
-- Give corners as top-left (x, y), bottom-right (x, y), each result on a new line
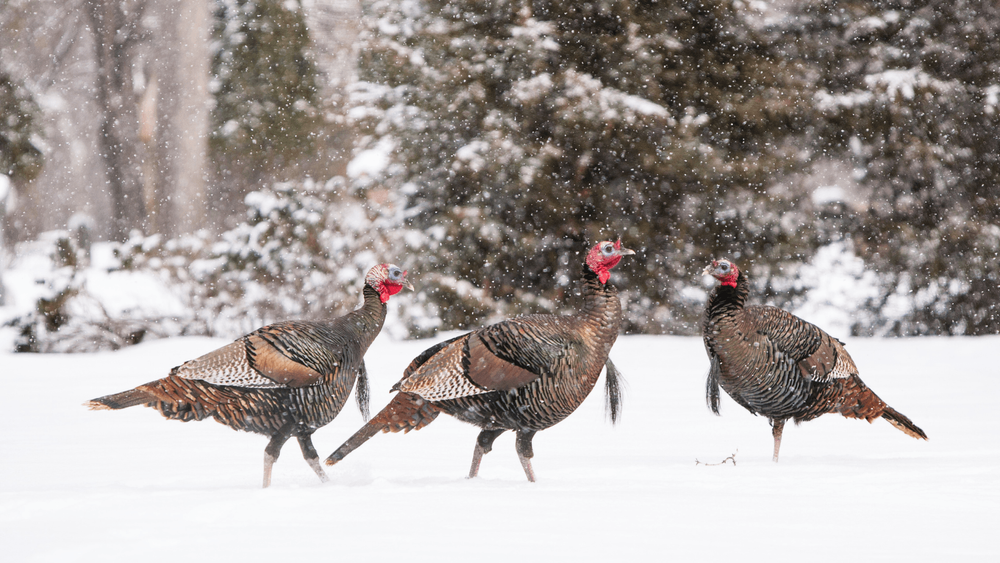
top-left (2, 333), bottom-right (996, 561)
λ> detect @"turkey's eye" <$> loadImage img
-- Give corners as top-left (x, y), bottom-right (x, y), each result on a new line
top-left (389, 267), bottom-right (402, 280)
top-left (720, 263), bottom-right (730, 272)
top-left (602, 244), bottom-right (614, 255)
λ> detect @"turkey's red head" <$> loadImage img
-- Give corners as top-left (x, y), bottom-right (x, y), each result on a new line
top-left (704, 259), bottom-right (739, 288)
top-left (586, 239), bottom-right (635, 284)
top-left (366, 264), bottom-right (413, 303)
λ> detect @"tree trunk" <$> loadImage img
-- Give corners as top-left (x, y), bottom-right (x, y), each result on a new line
top-left (0, 175), bottom-right (9, 306)
top-left (147, 0), bottom-right (210, 237)
top-left (84, 0), bottom-right (147, 242)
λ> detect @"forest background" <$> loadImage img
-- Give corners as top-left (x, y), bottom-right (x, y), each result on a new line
top-left (0, 0), bottom-right (997, 352)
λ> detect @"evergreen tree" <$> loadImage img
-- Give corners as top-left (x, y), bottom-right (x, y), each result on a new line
top-left (782, 0), bottom-right (1000, 334)
top-left (209, 0), bottom-right (322, 216)
top-left (0, 70), bottom-right (42, 182)
top-left (351, 0), bottom-right (814, 332)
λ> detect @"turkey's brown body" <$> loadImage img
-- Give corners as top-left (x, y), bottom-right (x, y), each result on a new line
top-left (703, 267), bottom-right (927, 460)
top-left (88, 285), bottom-right (387, 486)
top-left (430, 272), bottom-right (621, 433)
top-left (131, 371), bottom-right (354, 435)
top-left (327, 259), bottom-right (629, 481)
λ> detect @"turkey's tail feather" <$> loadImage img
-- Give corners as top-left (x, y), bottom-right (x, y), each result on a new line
top-left (355, 362), bottom-right (371, 422)
top-left (881, 406), bottom-right (928, 440)
top-left (85, 388), bottom-right (155, 410)
top-left (325, 392), bottom-right (440, 466)
top-left (706, 354), bottom-right (722, 415)
top-left (604, 358), bottom-right (625, 425)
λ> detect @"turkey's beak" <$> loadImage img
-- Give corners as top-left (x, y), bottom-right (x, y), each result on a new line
top-left (702, 261), bottom-right (718, 277)
top-left (401, 270), bottom-right (414, 291)
top-left (618, 247), bottom-right (636, 256)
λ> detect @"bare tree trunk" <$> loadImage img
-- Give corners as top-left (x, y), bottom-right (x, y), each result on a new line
top-left (303, 0), bottom-right (361, 179)
top-left (149, 0), bottom-right (210, 236)
top-left (0, 175), bottom-right (9, 306)
top-left (84, 0), bottom-right (147, 241)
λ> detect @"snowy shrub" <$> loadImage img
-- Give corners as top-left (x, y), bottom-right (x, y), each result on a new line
top-left (3, 231), bottom-right (184, 352)
top-left (0, 177), bottom-right (439, 352)
top-left (115, 177), bottom-right (432, 339)
top-left (851, 218), bottom-right (1000, 336)
top-left (790, 241), bottom-right (880, 337)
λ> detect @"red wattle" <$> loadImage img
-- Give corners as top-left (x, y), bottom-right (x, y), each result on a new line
top-left (719, 268), bottom-right (739, 288)
top-left (380, 281), bottom-right (404, 302)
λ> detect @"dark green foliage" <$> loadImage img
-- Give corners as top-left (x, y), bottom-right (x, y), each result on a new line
top-left (353, 0), bottom-right (816, 333)
top-left (0, 70), bottom-right (42, 181)
top-left (209, 0), bottom-right (322, 210)
top-left (780, 0), bottom-right (1000, 334)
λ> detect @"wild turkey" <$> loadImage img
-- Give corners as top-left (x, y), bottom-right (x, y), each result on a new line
top-left (702, 258), bottom-right (927, 461)
top-left (325, 240), bottom-right (634, 481)
top-left (86, 263), bottom-right (412, 487)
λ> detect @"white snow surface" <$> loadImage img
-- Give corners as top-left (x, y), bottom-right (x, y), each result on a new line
top-left (2, 333), bottom-right (996, 561)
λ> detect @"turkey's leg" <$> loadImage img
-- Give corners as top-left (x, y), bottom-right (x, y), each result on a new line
top-left (469, 429), bottom-right (506, 479)
top-left (515, 430), bottom-right (537, 482)
top-left (771, 419), bottom-right (785, 463)
top-left (263, 430), bottom-right (292, 488)
top-left (297, 433), bottom-right (329, 483)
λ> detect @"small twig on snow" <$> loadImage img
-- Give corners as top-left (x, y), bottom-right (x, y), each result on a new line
top-left (695, 450), bottom-right (737, 466)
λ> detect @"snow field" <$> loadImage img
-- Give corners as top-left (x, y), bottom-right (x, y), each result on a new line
top-left (1, 334), bottom-right (997, 561)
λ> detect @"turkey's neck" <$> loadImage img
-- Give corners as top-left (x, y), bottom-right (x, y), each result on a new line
top-left (352, 285), bottom-right (388, 345)
top-left (577, 265), bottom-right (623, 336)
top-left (706, 271), bottom-right (749, 321)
